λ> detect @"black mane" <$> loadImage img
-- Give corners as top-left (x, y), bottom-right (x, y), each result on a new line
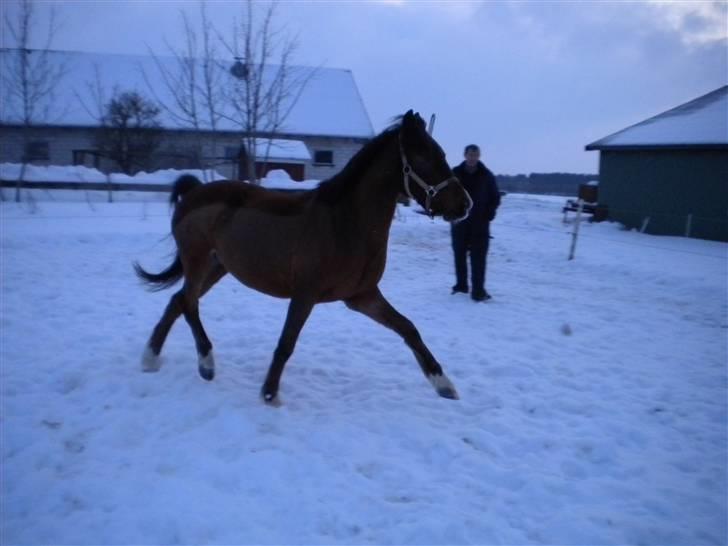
top-left (315, 118), bottom-right (402, 204)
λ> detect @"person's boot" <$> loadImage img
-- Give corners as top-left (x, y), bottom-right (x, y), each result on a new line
top-left (471, 289), bottom-right (492, 302)
top-left (451, 284), bottom-right (468, 295)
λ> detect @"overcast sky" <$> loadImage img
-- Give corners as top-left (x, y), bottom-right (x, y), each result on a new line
top-left (2, 0), bottom-right (726, 174)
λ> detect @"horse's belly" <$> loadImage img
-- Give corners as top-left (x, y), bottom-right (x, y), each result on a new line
top-left (316, 256), bottom-right (386, 302)
top-left (214, 209), bottom-right (298, 298)
top-left (211, 207), bottom-right (386, 302)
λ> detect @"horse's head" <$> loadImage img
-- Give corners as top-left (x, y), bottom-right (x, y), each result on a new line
top-left (399, 110), bottom-right (472, 222)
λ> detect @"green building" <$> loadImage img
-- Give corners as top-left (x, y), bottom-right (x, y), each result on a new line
top-left (586, 86), bottom-right (728, 242)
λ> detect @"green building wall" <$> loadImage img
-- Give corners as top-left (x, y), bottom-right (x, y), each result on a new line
top-left (598, 149), bottom-right (728, 242)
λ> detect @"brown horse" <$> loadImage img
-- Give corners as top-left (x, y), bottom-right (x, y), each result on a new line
top-left (134, 110), bottom-right (472, 404)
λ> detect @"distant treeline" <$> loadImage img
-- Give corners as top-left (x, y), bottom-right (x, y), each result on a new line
top-left (496, 173), bottom-right (598, 196)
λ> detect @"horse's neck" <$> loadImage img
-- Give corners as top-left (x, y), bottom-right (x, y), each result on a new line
top-left (348, 145), bottom-right (402, 232)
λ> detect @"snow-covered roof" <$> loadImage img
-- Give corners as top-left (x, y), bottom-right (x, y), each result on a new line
top-left (586, 86), bottom-right (728, 150)
top-left (254, 139), bottom-right (310, 162)
top-left (0, 49), bottom-right (375, 139)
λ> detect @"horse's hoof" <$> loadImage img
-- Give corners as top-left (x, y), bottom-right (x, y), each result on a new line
top-left (437, 387), bottom-right (460, 400)
top-left (260, 385), bottom-right (281, 408)
top-left (428, 373), bottom-right (460, 400)
top-left (197, 352), bottom-right (215, 381)
top-left (198, 366), bottom-right (215, 381)
top-left (261, 390), bottom-right (282, 407)
top-left (141, 346), bottom-right (161, 372)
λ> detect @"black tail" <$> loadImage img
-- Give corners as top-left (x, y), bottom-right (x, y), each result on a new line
top-left (134, 175), bottom-right (203, 291)
top-left (170, 173), bottom-right (203, 205)
top-left (134, 255), bottom-right (184, 292)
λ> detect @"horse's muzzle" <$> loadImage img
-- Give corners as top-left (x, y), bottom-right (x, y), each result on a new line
top-left (446, 183), bottom-right (473, 223)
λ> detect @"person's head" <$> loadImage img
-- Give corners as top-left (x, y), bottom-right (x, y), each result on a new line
top-left (464, 144), bottom-right (480, 168)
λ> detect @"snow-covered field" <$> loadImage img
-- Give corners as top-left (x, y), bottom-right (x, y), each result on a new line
top-left (1, 192), bottom-right (726, 545)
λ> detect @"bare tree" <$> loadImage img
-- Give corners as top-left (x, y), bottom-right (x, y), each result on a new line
top-left (76, 64), bottom-right (115, 123)
top-left (220, 0), bottom-right (315, 183)
top-left (95, 91), bottom-right (162, 175)
top-left (2, 0), bottom-right (67, 201)
top-left (142, 2), bottom-right (224, 181)
top-left (75, 64), bottom-right (117, 201)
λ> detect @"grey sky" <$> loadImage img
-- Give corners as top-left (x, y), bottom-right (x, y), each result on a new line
top-left (2, 0), bottom-right (726, 174)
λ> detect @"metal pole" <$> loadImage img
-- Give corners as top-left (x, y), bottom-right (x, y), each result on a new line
top-left (568, 198), bottom-right (584, 260)
top-left (640, 217), bottom-right (650, 233)
top-left (685, 213), bottom-right (693, 238)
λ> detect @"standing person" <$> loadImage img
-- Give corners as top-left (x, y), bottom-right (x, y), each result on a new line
top-left (451, 144), bottom-right (501, 302)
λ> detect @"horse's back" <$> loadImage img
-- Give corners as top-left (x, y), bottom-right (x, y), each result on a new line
top-left (173, 180), bottom-right (311, 225)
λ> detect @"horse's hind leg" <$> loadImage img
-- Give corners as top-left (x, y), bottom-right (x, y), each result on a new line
top-left (345, 288), bottom-right (459, 400)
top-left (142, 260), bottom-right (226, 373)
top-left (142, 290), bottom-right (184, 372)
top-left (175, 254), bottom-right (226, 381)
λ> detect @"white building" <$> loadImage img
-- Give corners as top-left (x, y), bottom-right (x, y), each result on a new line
top-left (0, 49), bottom-right (375, 182)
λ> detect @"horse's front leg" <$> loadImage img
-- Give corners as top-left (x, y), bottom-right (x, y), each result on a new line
top-left (345, 288), bottom-right (459, 400)
top-left (261, 296), bottom-right (315, 405)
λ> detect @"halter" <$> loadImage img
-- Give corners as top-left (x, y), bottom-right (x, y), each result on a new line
top-left (399, 133), bottom-right (454, 217)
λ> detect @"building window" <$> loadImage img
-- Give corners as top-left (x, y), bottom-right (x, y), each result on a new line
top-left (24, 141), bottom-right (49, 161)
top-left (73, 150), bottom-right (100, 169)
top-left (314, 150), bottom-right (333, 165)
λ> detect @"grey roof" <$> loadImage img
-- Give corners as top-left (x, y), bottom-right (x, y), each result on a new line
top-left (586, 85), bottom-right (728, 151)
top-left (0, 49), bottom-right (375, 139)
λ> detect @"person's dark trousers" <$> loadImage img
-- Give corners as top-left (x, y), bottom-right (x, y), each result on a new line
top-left (451, 220), bottom-right (490, 293)
top-left (451, 221), bottom-right (469, 290)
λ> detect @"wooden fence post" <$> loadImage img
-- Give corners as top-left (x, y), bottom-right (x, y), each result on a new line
top-left (568, 198), bottom-right (584, 260)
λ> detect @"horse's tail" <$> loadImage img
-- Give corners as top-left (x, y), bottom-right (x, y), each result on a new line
top-left (169, 173), bottom-right (203, 206)
top-left (134, 174), bottom-right (203, 291)
top-left (133, 256), bottom-right (183, 292)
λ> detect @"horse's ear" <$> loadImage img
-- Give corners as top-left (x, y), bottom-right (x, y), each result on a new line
top-left (403, 110), bottom-right (425, 135)
top-left (402, 109), bottom-right (416, 134)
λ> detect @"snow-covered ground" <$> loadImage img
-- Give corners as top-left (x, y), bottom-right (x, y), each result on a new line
top-left (1, 192), bottom-right (726, 545)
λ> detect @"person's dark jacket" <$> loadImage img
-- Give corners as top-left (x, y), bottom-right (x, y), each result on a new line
top-left (453, 161), bottom-right (501, 225)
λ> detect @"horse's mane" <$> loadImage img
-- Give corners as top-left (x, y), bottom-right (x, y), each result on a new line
top-left (315, 118), bottom-right (402, 204)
